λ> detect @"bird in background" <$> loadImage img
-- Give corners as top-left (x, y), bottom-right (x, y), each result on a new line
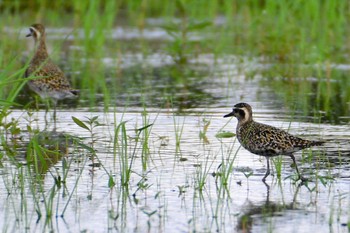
top-left (224, 102), bottom-right (324, 183)
top-left (25, 23), bottom-right (77, 129)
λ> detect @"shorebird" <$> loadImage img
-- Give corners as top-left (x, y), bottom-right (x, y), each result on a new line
top-left (224, 102), bottom-right (323, 182)
top-left (25, 23), bottom-right (77, 129)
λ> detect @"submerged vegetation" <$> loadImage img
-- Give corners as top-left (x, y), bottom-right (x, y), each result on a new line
top-left (0, 0), bottom-right (349, 232)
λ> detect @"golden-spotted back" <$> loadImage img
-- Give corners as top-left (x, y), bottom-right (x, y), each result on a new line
top-left (25, 23), bottom-right (77, 101)
top-left (237, 120), bottom-right (322, 156)
top-left (224, 102), bottom-right (324, 182)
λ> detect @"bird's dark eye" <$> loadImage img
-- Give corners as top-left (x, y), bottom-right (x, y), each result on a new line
top-left (237, 109), bottom-right (245, 118)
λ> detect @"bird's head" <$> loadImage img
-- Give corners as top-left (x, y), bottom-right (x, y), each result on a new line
top-left (224, 102), bottom-right (253, 124)
top-left (26, 23), bottom-right (45, 41)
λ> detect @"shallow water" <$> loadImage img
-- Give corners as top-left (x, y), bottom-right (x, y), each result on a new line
top-left (2, 25), bottom-right (350, 233)
top-left (2, 105), bottom-right (349, 233)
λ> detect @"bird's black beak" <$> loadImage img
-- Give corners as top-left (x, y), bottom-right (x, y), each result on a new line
top-left (223, 109), bottom-right (236, 118)
top-left (26, 28), bottom-right (33, 37)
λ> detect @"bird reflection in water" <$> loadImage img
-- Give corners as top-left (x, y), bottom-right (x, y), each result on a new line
top-left (236, 182), bottom-right (302, 233)
top-left (26, 130), bottom-right (74, 183)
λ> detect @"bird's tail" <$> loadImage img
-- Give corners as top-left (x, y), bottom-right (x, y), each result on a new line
top-left (310, 140), bottom-right (325, 146)
top-left (70, 89), bottom-right (79, 96)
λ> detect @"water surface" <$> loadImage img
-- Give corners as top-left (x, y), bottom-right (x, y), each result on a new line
top-left (1, 24), bottom-right (350, 233)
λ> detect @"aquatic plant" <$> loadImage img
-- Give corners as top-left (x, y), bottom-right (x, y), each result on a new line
top-left (199, 118), bottom-right (210, 144)
top-left (113, 119), bottom-right (153, 187)
top-left (162, 0), bottom-right (211, 65)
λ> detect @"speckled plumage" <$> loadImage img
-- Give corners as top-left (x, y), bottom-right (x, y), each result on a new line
top-left (224, 102), bottom-right (323, 182)
top-left (25, 23), bottom-right (77, 100)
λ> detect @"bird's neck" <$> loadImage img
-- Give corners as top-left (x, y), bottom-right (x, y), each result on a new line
top-left (238, 117), bottom-right (253, 127)
top-left (32, 37), bottom-right (49, 62)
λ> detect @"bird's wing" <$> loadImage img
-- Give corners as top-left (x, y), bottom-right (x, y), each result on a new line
top-left (246, 123), bottom-right (307, 155)
top-left (29, 61), bottom-right (72, 90)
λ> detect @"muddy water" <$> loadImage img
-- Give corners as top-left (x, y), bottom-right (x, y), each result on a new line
top-left (2, 29), bottom-right (350, 232)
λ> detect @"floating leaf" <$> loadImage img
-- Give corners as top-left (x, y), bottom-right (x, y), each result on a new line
top-left (72, 116), bottom-right (90, 131)
top-left (215, 131), bottom-right (236, 138)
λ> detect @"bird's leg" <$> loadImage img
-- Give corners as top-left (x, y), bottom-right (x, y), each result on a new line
top-left (290, 154), bottom-right (307, 182)
top-left (45, 105), bottom-right (48, 126)
top-left (44, 99), bottom-right (50, 130)
top-left (262, 157), bottom-right (270, 182)
top-left (52, 99), bottom-right (57, 131)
